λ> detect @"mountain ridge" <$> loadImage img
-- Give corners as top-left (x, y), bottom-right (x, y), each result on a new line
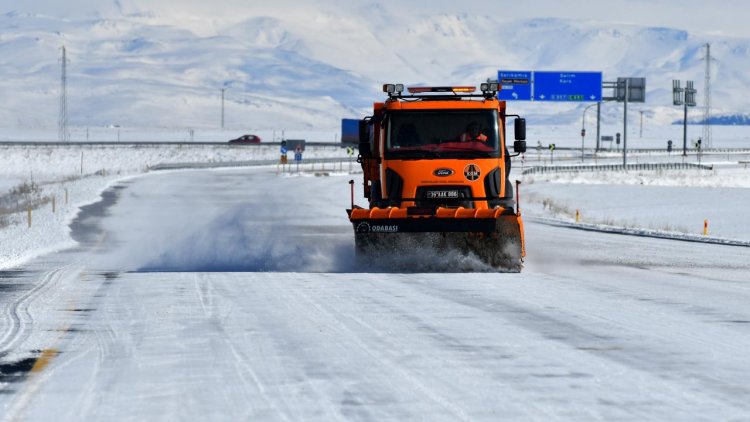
top-left (0, 7), bottom-right (746, 130)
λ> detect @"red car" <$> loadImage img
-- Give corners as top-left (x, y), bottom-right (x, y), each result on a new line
top-left (228, 134), bottom-right (261, 144)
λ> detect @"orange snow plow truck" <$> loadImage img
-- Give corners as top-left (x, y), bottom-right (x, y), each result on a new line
top-left (347, 83), bottom-right (527, 271)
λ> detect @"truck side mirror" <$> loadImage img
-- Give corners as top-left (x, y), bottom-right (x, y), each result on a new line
top-left (514, 118), bottom-right (526, 141)
top-left (358, 120), bottom-right (371, 158)
top-left (513, 118), bottom-right (526, 153)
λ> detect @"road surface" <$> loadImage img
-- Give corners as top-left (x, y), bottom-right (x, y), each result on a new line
top-left (1, 167), bottom-right (748, 421)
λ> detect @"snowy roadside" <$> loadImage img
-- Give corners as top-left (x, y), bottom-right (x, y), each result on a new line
top-left (0, 144), bottom-right (349, 270)
top-left (0, 174), bottom-right (131, 269)
top-left (519, 166), bottom-right (750, 243)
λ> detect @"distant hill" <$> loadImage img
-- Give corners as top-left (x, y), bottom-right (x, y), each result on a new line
top-left (0, 4), bottom-right (748, 130)
top-left (673, 115), bottom-right (750, 125)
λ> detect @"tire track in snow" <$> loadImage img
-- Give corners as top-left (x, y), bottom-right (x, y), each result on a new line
top-left (0, 268), bottom-right (64, 355)
top-left (281, 273), bottom-right (473, 421)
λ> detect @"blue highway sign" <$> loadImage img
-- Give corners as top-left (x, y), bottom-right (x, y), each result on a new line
top-left (497, 70), bottom-right (532, 101)
top-left (534, 71), bottom-right (602, 102)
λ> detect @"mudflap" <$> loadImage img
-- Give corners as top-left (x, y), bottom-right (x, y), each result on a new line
top-left (353, 214), bottom-right (525, 272)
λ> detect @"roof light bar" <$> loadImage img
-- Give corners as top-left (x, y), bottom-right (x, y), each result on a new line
top-left (406, 86), bottom-right (476, 94)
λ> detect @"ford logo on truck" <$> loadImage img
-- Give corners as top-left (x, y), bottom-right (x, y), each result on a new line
top-left (433, 168), bottom-right (454, 177)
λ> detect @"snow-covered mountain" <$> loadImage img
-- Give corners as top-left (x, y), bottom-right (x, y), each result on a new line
top-left (1, 1), bottom-right (748, 131)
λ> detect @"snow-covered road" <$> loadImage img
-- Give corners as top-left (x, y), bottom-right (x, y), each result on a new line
top-left (1, 167), bottom-right (749, 420)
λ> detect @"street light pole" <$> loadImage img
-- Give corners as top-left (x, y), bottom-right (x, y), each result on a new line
top-left (581, 103), bottom-right (596, 163)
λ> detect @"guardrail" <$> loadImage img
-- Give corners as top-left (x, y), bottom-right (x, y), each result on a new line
top-left (535, 146), bottom-right (750, 154)
top-left (522, 162), bottom-right (713, 175)
top-left (150, 157), bottom-right (357, 172)
top-left (593, 148), bottom-right (750, 154)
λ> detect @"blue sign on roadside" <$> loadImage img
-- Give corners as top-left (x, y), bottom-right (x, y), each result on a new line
top-left (497, 70), bottom-right (532, 101)
top-left (534, 71), bottom-right (602, 102)
top-left (341, 119), bottom-right (360, 144)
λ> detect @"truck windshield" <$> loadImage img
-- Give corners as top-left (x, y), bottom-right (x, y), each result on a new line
top-left (386, 110), bottom-right (499, 159)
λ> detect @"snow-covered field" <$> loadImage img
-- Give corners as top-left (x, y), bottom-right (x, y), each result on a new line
top-left (522, 167), bottom-right (750, 240)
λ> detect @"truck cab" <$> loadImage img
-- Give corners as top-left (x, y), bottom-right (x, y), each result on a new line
top-left (359, 84), bottom-right (526, 212)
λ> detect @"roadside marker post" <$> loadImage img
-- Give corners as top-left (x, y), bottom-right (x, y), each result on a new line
top-left (704, 219), bottom-right (708, 236)
top-left (576, 209), bottom-right (581, 223)
top-left (549, 143), bottom-right (556, 165)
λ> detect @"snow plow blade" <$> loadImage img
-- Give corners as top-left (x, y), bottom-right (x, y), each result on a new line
top-left (348, 207), bottom-right (525, 272)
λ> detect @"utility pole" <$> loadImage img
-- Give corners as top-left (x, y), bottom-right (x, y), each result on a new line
top-left (702, 43), bottom-right (712, 148)
top-left (221, 88), bottom-right (225, 130)
top-left (58, 46), bottom-right (69, 142)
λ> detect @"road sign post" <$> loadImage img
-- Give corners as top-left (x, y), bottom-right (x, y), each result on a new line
top-left (294, 146), bottom-right (303, 172)
top-left (596, 102), bottom-right (601, 152)
top-left (581, 103), bottom-right (596, 163)
top-left (549, 143), bottom-right (556, 164)
top-left (673, 80), bottom-right (697, 157)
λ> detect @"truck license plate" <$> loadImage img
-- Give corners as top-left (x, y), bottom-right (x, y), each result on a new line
top-left (427, 190), bottom-right (460, 199)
